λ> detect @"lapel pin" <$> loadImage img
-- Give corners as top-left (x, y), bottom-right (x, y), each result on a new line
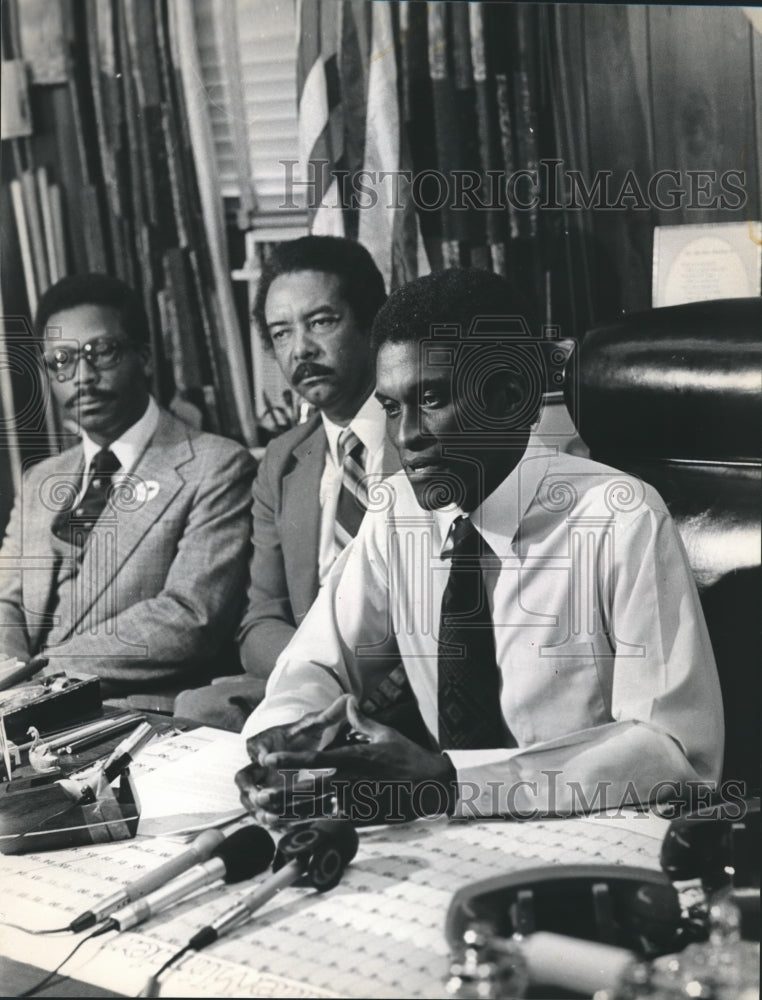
top-left (134, 480), bottom-right (160, 504)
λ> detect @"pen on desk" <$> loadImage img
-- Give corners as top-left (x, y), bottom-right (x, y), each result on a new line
top-left (0, 654), bottom-right (48, 692)
top-left (100, 721), bottom-right (156, 783)
top-left (16, 713), bottom-right (146, 754)
top-left (63, 721), bottom-right (156, 806)
top-left (59, 716), bottom-right (148, 755)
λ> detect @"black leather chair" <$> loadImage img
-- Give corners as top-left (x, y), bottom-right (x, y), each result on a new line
top-left (567, 297), bottom-right (761, 793)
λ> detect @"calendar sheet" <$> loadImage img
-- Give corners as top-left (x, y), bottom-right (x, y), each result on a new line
top-left (1, 792), bottom-right (668, 998)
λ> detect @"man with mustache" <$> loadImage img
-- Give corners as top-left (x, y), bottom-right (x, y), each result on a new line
top-left (236, 268), bottom-right (723, 822)
top-left (0, 273), bottom-right (256, 710)
top-left (176, 236), bottom-right (408, 731)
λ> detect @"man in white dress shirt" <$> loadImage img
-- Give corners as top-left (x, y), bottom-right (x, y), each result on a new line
top-left (236, 268), bottom-right (723, 822)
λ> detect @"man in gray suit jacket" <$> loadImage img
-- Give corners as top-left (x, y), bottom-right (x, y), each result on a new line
top-left (176, 237), bottom-right (405, 729)
top-left (0, 274), bottom-right (256, 711)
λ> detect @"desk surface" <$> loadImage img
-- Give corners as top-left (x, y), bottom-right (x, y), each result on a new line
top-left (1, 808), bottom-right (670, 998)
top-left (0, 956), bottom-right (124, 998)
top-left (0, 724), bottom-right (674, 998)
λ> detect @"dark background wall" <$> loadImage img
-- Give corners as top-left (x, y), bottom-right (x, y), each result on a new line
top-left (560, 4), bottom-right (760, 319)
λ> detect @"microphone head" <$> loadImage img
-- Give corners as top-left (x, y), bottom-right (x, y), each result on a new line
top-left (192, 828), bottom-right (226, 858)
top-left (274, 819), bottom-right (359, 869)
top-left (308, 819), bottom-right (359, 865)
top-left (215, 825), bottom-right (276, 883)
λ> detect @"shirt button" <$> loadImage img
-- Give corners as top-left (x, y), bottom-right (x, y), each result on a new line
top-left (92, 478), bottom-right (102, 489)
top-left (75, 508), bottom-right (84, 516)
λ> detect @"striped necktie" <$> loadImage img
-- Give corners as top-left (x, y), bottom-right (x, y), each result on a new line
top-left (437, 514), bottom-right (512, 750)
top-left (51, 447), bottom-right (122, 548)
top-left (334, 427), bottom-right (368, 550)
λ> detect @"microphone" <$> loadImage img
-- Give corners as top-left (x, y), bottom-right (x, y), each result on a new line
top-left (187, 819), bottom-right (358, 951)
top-left (101, 825), bottom-right (275, 933)
top-left (138, 821), bottom-right (358, 996)
top-left (69, 829), bottom-right (226, 932)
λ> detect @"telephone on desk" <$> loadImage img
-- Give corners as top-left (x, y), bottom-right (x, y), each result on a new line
top-left (444, 801), bottom-right (760, 999)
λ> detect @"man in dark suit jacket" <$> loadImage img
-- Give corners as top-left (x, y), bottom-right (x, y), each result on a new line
top-left (238, 406), bottom-right (401, 680)
top-left (0, 274), bottom-right (256, 711)
top-left (176, 236), bottom-right (404, 728)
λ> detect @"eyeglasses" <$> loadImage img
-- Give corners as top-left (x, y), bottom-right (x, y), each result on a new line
top-left (43, 336), bottom-right (136, 381)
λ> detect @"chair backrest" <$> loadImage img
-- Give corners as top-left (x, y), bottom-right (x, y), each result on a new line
top-left (566, 297), bottom-right (762, 793)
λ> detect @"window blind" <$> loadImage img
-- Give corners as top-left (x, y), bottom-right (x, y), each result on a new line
top-left (193, 0), bottom-right (306, 221)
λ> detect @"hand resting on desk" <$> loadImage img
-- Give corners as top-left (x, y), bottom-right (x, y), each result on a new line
top-left (235, 697), bottom-right (348, 826)
top-left (235, 695), bottom-right (455, 826)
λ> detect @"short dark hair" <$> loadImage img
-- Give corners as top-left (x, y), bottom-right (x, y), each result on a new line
top-left (34, 273), bottom-right (151, 347)
top-left (371, 267), bottom-right (537, 351)
top-left (252, 236), bottom-right (387, 350)
top-left (372, 268), bottom-right (544, 429)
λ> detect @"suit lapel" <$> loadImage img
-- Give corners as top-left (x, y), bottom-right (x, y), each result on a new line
top-left (24, 449), bottom-right (84, 651)
top-left (69, 411), bottom-right (189, 635)
top-left (281, 419), bottom-right (324, 619)
top-left (280, 420), bottom-right (400, 621)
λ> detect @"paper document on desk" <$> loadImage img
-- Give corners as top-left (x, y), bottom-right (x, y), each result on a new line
top-left (130, 727), bottom-right (247, 838)
top-left (0, 810), bottom-right (671, 999)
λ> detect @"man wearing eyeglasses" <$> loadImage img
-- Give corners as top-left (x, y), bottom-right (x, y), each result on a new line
top-left (0, 273), bottom-right (256, 711)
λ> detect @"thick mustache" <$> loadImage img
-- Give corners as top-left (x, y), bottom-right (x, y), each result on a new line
top-left (65, 389), bottom-right (114, 409)
top-left (405, 458), bottom-right (442, 469)
top-left (292, 362), bottom-right (333, 384)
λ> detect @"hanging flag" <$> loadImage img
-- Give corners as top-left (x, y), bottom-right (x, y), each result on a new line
top-left (357, 2), bottom-right (398, 283)
top-left (296, 0), bottom-right (427, 284)
top-left (297, 0), bottom-right (345, 235)
top-left (358, 1), bottom-right (427, 289)
top-left (338, 0), bottom-right (371, 242)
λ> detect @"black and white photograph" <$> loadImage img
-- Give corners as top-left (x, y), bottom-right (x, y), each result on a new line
top-left (0, 1), bottom-right (760, 997)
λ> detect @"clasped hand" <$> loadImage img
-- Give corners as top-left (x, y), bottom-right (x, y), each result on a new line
top-left (234, 694), bottom-right (454, 827)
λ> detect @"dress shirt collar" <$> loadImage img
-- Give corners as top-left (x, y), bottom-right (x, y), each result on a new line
top-left (321, 392), bottom-right (387, 466)
top-left (432, 442), bottom-right (553, 558)
top-left (80, 395), bottom-right (160, 474)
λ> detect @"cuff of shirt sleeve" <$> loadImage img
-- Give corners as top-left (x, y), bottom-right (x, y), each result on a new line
top-left (441, 754), bottom-right (458, 817)
top-left (449, 754), bottom-right (525, 819)
top-left (241, 706), bottom-right (306, 741)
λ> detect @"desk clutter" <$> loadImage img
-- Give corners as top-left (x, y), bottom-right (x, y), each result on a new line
top-left (0, 720), bottom-right (153, 855)
top-left (0, 662), bottom-right (164, 857)
top-left (0, 711), bottom-right (759, 998)
top-left (0, 669), bottom-right (102, 748)
top-left (1, 788), bottom-right (758, 997)
top-left (444, 846), bottom-right (760, 998)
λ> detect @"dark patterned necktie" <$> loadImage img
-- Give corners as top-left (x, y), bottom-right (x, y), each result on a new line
top-left (51, 447), bottom-right (121, 548)
top-left (437, 514), bottom-right (510, 750)
top-left (334, 428), bottom-right (368, 550)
